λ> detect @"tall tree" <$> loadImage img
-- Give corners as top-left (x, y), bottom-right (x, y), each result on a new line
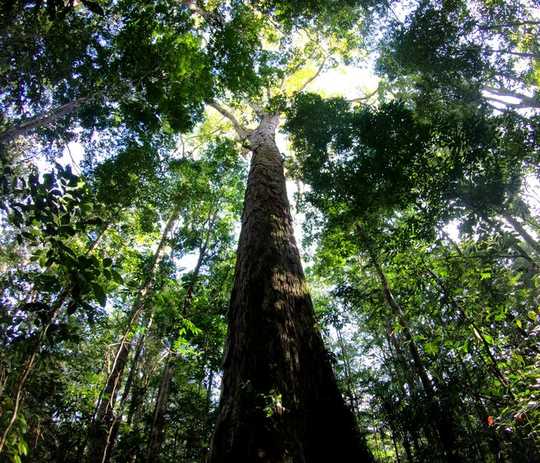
top-left (207, 110), bottom-right (372, 462)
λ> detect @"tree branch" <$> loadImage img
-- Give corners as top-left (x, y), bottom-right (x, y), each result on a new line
top-left (296, 55), bottom-right (328, 93)
top-left (0, 97), bottom-right (89, 144)
top-left (483, 86), bottom-right (540, 109)
top-left (208, 101), bottom-right (250, 141)
top-left (479, 20), bottom-right (540, 31)
top-left (248, 100), bottom-right (265, 118)
top-left (186, 0), bottom-right (223, 27)
top-left (485, 47), bottom-right (540, 60)
top-left (485, 96), bottom-right (539, 110)
top-left (348, 86), bottom-right (379, 103)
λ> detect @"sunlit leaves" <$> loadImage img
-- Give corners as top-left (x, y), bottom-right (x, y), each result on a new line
top-left (3, 163), bottom-right (117, 316)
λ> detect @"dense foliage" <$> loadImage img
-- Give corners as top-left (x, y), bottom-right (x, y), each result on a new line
top-left (0, 0), bottom-right (538, 462)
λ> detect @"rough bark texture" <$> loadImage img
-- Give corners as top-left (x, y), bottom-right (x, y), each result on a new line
top-left (208, 114), bottom-right (372, 463)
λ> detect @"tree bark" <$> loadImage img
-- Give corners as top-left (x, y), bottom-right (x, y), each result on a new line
top-left (502, 212), bottom-right (540, 256)
top-left (390, 427), bottom-right (402, 463)
top-left (357, 225), bottom-right (461, 463)
top-left (102, 315), bottom-right (153, 463)
top-left (144, 231), bottom-right (211, 461)
top-left (335, 323), bottom-right (358, 414)
top-left (86, 205), bottom-right (180, 463)
top-left (208, 113), bottom-right (372, 463)
top-left (145, 360), bottom-right (175, 461)
top-left (479, 20), bottom-right (540, 30)
top-left (0, 97), bottom-right (89, 144)
top-left (458, 199), bottom-right (538, 271)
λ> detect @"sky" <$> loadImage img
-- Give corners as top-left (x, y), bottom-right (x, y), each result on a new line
top-left (306, 65), bottom-right (379, 100)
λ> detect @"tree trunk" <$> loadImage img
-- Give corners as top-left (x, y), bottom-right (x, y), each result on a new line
top-left (0, 221), bottom-right (110, 455)
top-left (335, 324), bottom-right (358, 414)
top-left (502, 212), bottom-right (540, 256)
top-left (462, 204), bottom-right (538, 270)
top-left (146, 360), bottom-right (175, 461)
top-left (206, 368), bottom-right (214, 416)
top-left (402, 431), bottom-right (413, 463)
top-left (86, 205), bottom-right (180, 463)
top-left (0, 97), bottom-right (89, 144)
top-left (357, 225), bottom-right (461, 463)
top-left (208, 113), bottom-right (372, 463)
top-left (383, 326), bottom-right (439, 454)
top-left (390, 427), bottom-right (402, 463)
top-left (103, 315), bottom-right (153, 463)
top-left (145, 220), bottom-right (214, 460)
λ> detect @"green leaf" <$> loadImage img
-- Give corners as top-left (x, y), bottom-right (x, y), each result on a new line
top-left (111, 270), bottom-right (124, 284)
top-left (92, 284), bottom-right (107, 307)
top-left (424, 341), bottom-right (439, 355)
top-left (461, 340), bottom-right (469, 354)
top-left (17, 439), bottom-right (28, 456)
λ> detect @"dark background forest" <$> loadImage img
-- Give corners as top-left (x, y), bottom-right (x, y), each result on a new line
top-left (0, 0), bottom-right (539, 462)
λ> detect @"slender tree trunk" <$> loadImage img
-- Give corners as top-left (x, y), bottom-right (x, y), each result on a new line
top-left (384, 323), bottom-right (439, 452)
top-left (103, 314), bottom-right (153, 463)
top-left (123, 348), bottom-right (157, 463)
top-left (462, 205), bottom-right (538, 269)
top-left (145, 222), bottom-right (214, 460)
top-left (206, 368), bottom-right (214, 415)
top-left (335, 324), bottom-right (358, 413)
top-left (486, 50), bottom-right (540, 59)
top-left (208, 114), bottom-right (372, 462)
top-left (502, 212), bottom-right (540, 256)
top-left (119, 318), bottom-right (152, 413)
top-left (0, 221), bottom-right (110, 455)
top-left (86, 205), bottom-right (180, 463)
top-left (358, 226), bottom-right (433, 396)
top-left (390, 427), bottom-right (402, 463)
top-left (0, 97), bottom-right (89, 144)
top-left (479, 21), bottom-right (540, 30)
top-left (459, 356), bottom-right (505, 462)
top-left (357, 225), bottom-right (461, 463)
top-left (482, 84), bottom-right (540, 108)
top-left (384, 325), bottom-right (418, 394)
top-left (146, 361), bottom-right (175, 461)
top-left (402, 431), bottom-right (413, 463)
